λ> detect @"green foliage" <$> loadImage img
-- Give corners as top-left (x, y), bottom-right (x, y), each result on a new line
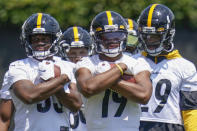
top-left (1, 0), bottom-right (197, 29)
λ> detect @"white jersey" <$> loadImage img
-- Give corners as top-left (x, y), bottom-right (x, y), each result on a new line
top-left (0, 71), bottom-right (12, 100)
top-left (2, 57), bottom-right (75, 131)
top-left (69, 108), bottom-right (87, 131)
top-left (66, 62), bottom-right (87, 131)
top-left (76, 54), bottom-right (151, 131)
top-left (134, 51), bottom-right (197, 125)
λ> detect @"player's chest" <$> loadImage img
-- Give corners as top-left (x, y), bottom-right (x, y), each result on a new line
top-left (150, 61), bottom-right (182, 94)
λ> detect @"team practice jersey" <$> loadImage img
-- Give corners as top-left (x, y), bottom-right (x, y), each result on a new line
top-left (2, 57), bottom-right (75, 131)
top-left (0, 71), bottom-right (12, 100)
top-left (76, 54), bottom-right (150, 131)
top-left (134, 50), bottom-right (197, 126)
top-left (70, 106), bottom-right (87, 131)
top-left (67, 62), bottom-right (87, 131)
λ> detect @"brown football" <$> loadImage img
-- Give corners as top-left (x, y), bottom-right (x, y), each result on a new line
top-left (121, 74), bottom-right (136, 83)
top-left (54, 64), bottom-right (61, 78)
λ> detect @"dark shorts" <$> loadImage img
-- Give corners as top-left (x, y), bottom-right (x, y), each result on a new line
top-left (139, 121), bottom-right (185, 131)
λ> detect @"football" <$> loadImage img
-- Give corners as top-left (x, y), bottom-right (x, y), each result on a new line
top-left (54, 64), bottom-right (61, 78)
top-left (121, 74), bottom-right (136, 83)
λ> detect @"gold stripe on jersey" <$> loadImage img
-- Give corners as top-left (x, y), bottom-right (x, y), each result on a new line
top-left (182, 110), bottom-right (197, 131)
top-left (147, 4), bottom-right (158, 27)
top-left (142, 50), bottom-right (182, 60)
top-left (128, 19), bottom-right (134, 30)
top-left (106, 11), bottom-right (113, 25)
top-left (73, 26), bottom-right (79, 41)
top-left (37, 13), bottom-right (43, 28)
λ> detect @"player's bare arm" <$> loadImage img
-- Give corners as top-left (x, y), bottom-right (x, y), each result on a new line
top-left (111, 70), bottom-right (152, 104)
top-left (11, 74), bottom-right (69, 104)
top-left (0, 99), bottom-right (14, 131)
top-left (76, 63), bottom-right (127, 98)
top-left (55, 82), bottom-right (82, 112)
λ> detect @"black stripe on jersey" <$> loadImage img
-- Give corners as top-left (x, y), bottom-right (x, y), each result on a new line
top-left (180, 90), bottom-right (197, 110)
top-left (139, 121), bottom-right (185, 131)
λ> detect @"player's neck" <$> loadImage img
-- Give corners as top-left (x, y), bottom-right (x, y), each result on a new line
top-left (99, 53), bottom-right (122, 62)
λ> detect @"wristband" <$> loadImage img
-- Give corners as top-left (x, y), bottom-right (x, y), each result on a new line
top-left (115, 64), bottom-right (124, 76)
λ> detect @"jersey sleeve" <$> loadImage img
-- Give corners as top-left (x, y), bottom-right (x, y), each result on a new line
top-left (132, 59), bottom-right (152, 75)
top-left (130, 54), bottom-right (152, 75)
top-left (75, 57), bottom-right (95, 73)
top-left (7, 61), bottom-right (29, 88)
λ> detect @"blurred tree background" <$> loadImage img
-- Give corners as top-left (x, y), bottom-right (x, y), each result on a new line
top-left (1, 0), bottom-right (197, 29)
top-left (0, 0), bottom-right (197, 84)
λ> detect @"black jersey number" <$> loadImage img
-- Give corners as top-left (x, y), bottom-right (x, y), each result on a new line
top-left (70, 110), bottom-right (86, 129)
top-left (141, 79), bottom-right (171, 113)
top-left (102, 89), bottom-right (127, 118)
top-left (37, 97), bottom-right (63, 113)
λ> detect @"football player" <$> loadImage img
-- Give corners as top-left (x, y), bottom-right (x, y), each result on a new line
top-left (58, 26), bottom-right (93, 63)
top-left (0, 13), bottom-right (82, 131)
top-left (124, 18), bottom-right (140, 55)
top-left (58, 26), bottom-right (93, 131)
top-left (135, 4), bottom-right (197, 131)
top-left (75, 11), bottom-right (152, 131)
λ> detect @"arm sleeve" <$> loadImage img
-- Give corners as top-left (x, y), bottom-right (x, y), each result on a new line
top-left (182, 109), bottom-right (197, 131)
top-left (180, 61), bottom-right (197, 130)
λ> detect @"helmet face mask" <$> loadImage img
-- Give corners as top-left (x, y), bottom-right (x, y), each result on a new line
top-left (21, 13), bottom-right (62, 60)
top-left (58, 26), bottom-right (93, 62)
top-left (138, 4), bottom-right (175, 56)
top-left (90, 11), bottom-right (128, 57)
top-left (96, 31), bottom-right (127, 52)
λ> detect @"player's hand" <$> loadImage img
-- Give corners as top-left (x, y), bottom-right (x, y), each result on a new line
top-left (38, 60), bottom-right (55, 81)
top-left (95, 61), bottom-right (111, 74)
top-left (121, 74), bottom-right (136, 83)
top-left (115, 60), bottom-right (134, 75)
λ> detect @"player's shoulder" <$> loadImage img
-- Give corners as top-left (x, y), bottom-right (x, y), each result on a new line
top-left (122, 52), bottom-right (138, 61)
top-left (9, 58), bottom-right (30, 69)
top-left (77, 55), bottom-right (98, 65)
top-left (175, 57), bottom-right (195, 68)
top-left (75, 55), bottom-right (98, 72)
top-left (174, 57), bottom-right (196, 76)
